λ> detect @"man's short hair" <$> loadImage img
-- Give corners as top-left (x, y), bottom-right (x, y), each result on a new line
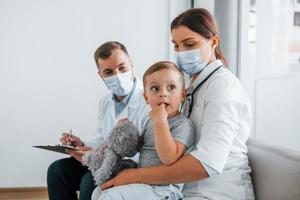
top-left (94, 41), bottom-right (129, 68)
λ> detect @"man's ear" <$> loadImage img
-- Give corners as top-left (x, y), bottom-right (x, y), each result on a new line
top-left (98, 71), bottom-right (103, 79)
top-left (143, 92), bottom-right (149, 104)
top-left (130, 59), bottom-right (134, 69)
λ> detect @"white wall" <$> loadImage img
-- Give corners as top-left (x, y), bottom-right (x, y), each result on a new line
top-left (193, 0), bottom-right (300, 151)
top-left (255, 76), bottom-right (300, 150)
top-left (243, 0), bottom-right (300, 150)
top-left (0, 0), bottom-right (173, 187)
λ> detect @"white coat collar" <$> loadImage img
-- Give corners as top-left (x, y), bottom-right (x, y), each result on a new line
top-left (127, 78), bottom-right (144, 109)
top-left (190, 59), bottom-right (223, 92)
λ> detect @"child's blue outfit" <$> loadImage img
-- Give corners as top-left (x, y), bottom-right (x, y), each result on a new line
top-left (91, 113), bottom-right (195, 200)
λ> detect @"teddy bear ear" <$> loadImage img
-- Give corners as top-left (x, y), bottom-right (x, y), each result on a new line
top-left (118, 118), bottom-right (129, 125)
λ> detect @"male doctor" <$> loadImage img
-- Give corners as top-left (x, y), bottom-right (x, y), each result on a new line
top-left (47, 41), bottom-right (150, 200)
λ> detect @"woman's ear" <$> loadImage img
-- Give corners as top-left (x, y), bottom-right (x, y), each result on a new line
top-left (211, 35), bottom-right (220, 51)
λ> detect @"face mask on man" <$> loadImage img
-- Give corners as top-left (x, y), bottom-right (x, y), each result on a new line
top-left (103, 71), bottom-right (134, 96)
top-left (175, 49), bottom-right (208, 76)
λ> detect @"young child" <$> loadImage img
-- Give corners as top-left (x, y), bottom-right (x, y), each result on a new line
top-left (91, 61), bottom-right (195, 200)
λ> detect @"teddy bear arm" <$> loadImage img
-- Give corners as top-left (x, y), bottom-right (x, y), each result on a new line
top-left (83, 146), bottom-right (107, 175)
top-left (94, 150), bottom-right (119, 186)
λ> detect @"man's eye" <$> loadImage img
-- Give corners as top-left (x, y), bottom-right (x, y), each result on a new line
top-left (150, 86), bottom-right (159, 92)
top-left (167, 85), bottom-right (176, 91)
top-left (119, 66), bottom-right (126, 71)
top-left (104, 71), bottom-right (112, 75)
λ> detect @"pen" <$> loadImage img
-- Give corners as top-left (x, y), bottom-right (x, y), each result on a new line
top-left (67, 128), bottom-right (72, 146)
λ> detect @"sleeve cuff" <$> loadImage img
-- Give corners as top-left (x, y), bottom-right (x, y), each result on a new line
top-left (190, 149), bottom-right (222, 174)
top-left (201, 162), bottom-right (218, 177)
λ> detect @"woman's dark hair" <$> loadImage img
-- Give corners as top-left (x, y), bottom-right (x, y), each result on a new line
top-left (171, 8), bottom-right (228, 66)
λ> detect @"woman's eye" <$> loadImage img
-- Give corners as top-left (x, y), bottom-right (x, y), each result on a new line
top-left (150, 86), bottom-right (159, 92)
top-left (184, 43), bottom-right (194, 48)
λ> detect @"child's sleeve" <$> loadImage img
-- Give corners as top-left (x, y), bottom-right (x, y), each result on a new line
top-left (171, 117), bottom-right (195, 150)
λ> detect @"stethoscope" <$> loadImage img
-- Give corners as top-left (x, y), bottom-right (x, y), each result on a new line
top-left (182, 65), bottom-right (223, 118)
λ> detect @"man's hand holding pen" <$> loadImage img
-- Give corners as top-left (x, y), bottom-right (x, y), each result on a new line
top-left (60, 129), bottom-right (94, 164)
top-left (60, 131), bottom-right (82, 147)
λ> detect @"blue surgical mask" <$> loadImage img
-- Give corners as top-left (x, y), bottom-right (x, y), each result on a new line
top-left (175, 49), bottom-right (208, 75)
top-left (103, 71), bottom-right (134, 96)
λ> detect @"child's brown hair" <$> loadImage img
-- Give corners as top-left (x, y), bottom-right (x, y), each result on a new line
top-left (143, 61), bottom-right (185, 90)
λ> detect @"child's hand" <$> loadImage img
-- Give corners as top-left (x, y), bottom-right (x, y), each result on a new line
top-left (149, 103), bottom-right (168, 123)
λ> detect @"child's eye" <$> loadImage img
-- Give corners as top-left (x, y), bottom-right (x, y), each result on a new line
top-left (167, 84), bottom-right (176, 91)
top-left (150, 86), bottom-right (159, 92)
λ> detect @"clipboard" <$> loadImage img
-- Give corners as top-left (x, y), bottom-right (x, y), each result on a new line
top-left (33, 144), bottom-right (79, 154)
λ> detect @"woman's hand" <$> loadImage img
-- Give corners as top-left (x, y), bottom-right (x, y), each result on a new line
top-left (101, 168), bottom-right (140, 190)
top-left (101, 154), bottom-right (209, 191)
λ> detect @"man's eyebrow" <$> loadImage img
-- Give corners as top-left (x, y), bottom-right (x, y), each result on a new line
top-left (103, 68), bottom-right (112, 72)
top-left (116, 62), bottom-right (126, 67)
top-left (102, 62), bottom-right (126, 72)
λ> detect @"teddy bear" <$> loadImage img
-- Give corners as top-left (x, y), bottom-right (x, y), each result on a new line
top-left (82, 119), bottom-right (139, 186)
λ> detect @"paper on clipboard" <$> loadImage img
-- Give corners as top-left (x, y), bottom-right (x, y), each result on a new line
top-left (33, 144), bottom-right (79, 154)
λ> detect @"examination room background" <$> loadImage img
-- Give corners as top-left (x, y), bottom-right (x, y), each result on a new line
top-left (0, 0), bottom-right (191, 187)
top-left (1, 0), bottom-right (300, 189)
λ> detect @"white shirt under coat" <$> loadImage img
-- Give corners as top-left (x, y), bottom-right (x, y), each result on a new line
top-left (85, 78), bottom-right (150, 148)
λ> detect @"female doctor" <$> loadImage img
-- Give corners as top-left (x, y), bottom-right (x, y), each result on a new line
top-left (101, 8), bottom-right (255, 200)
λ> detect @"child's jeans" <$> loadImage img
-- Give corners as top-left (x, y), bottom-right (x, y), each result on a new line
top-left (92, 183), bottom-right (183, 200)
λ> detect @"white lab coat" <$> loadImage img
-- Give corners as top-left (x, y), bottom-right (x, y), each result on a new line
top-left (182, 60), bottom-right (255, 200)
top-left (85, 78), bottom-right (150, 148)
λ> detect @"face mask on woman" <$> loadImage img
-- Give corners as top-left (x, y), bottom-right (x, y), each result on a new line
top-left (175, 49), bottom-right (208, 76)
top-left (103, 71), bottom-right (134, 96)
